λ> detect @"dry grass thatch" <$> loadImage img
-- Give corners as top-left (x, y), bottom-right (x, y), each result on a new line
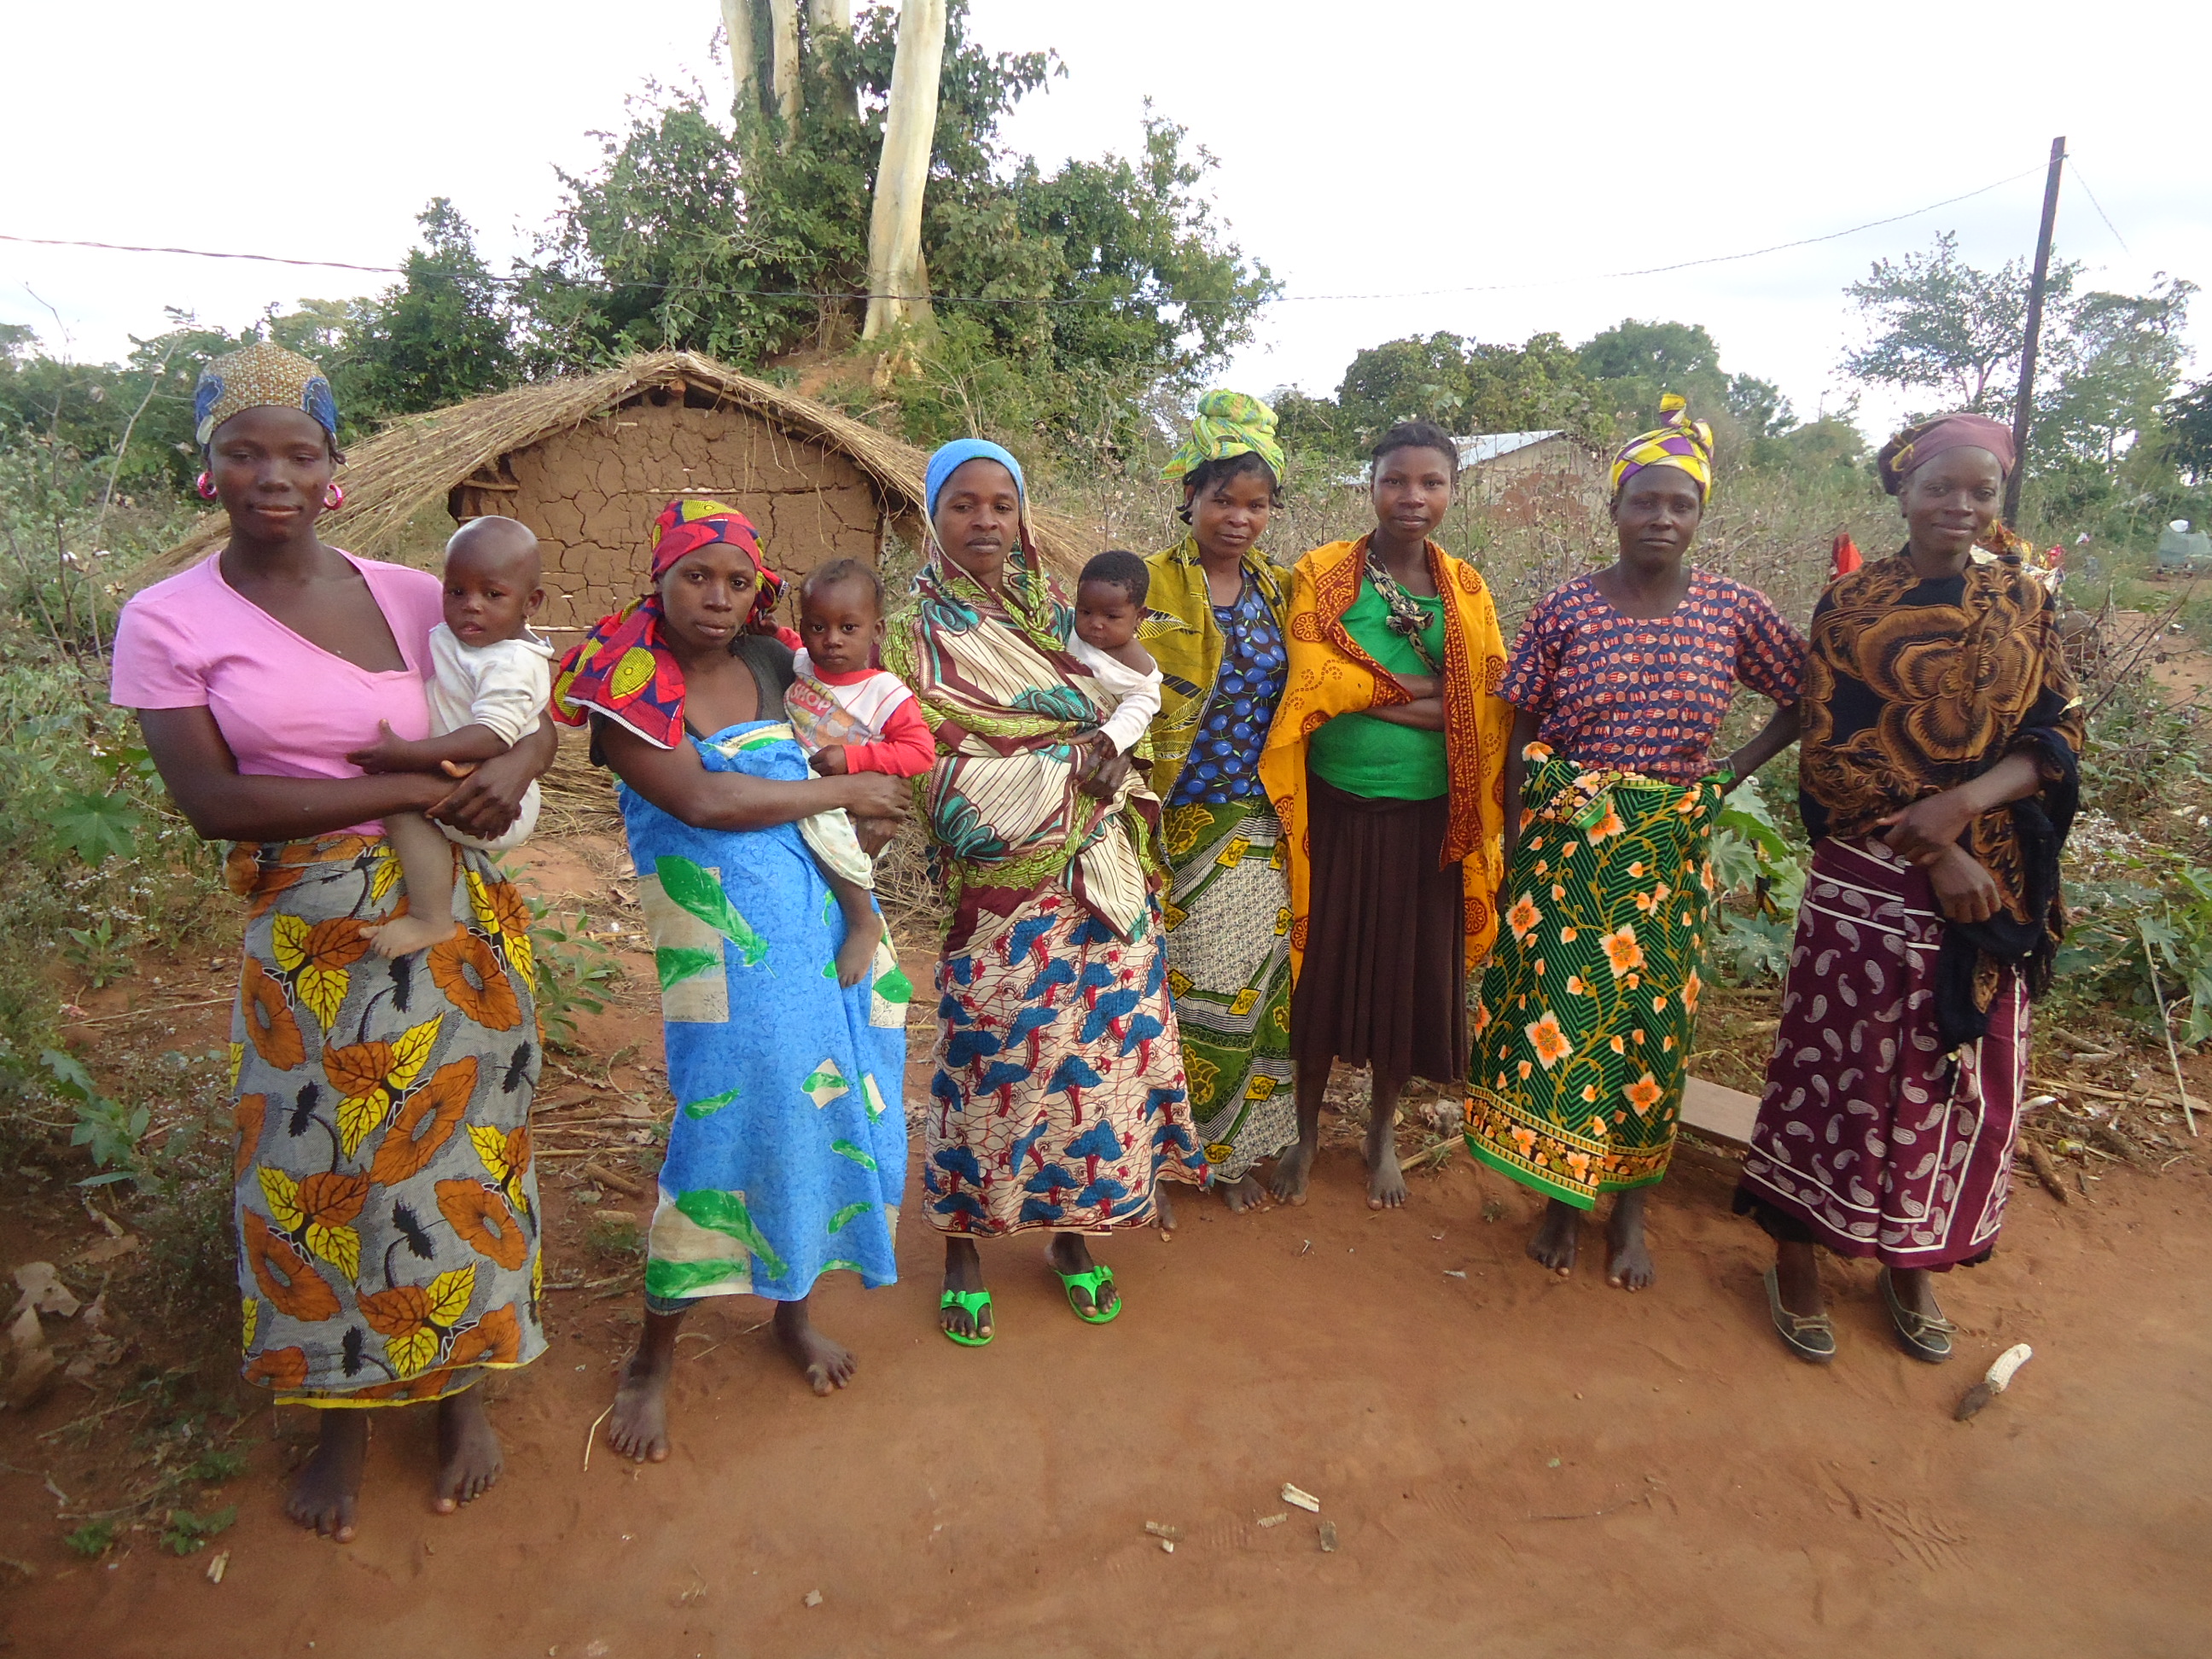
top-left (137, 350), bottom-right (1097, 589)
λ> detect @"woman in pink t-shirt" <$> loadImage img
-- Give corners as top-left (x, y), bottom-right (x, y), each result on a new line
top-left (109, 345), bottom-right (554, 1543)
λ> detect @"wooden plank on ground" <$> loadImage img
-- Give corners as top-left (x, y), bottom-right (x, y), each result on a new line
top-left (1681, 1075), bottom-right (1761, 1144)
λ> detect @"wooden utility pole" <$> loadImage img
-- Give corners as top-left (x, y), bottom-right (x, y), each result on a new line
top-left (2005, 136), bottom-right (2066, 526)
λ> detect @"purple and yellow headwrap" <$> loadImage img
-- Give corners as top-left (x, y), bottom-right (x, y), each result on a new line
top-left (193, 343), bottom-right (339, 448)
top-left (1876, 413), bottom-right (2015, 496)
top-left (1610, 394), bottom-right (1714, 502)
top-left (551, 498), bottom-right (783, 750)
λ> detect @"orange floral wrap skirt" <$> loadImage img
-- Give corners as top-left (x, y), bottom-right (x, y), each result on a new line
top-left (225, 834), bottom-right (545, 1406)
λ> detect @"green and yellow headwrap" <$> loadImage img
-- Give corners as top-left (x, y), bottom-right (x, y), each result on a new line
top-left (1162, 389), bottom-right (1284, 487)
top-left (1610, 393), bottom-right (1714, 501)
top-left (193, 343), bottom-right (339, 448)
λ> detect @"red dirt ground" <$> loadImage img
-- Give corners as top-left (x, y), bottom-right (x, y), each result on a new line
top-left (4, 838), bottom-right (2209, 1656)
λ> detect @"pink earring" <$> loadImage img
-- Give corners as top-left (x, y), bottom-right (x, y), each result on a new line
top-left (323, 482), bottom-right (346, 511)
top-left (195, 471), bottom-right (218, 500)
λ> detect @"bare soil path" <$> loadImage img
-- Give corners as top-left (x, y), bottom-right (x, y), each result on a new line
top-left (5, 1132), bottom-right (2208, 1656)
top-left (4, 830), bottom-right (2209, 1656)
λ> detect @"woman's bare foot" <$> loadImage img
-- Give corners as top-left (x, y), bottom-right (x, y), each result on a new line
top-left (940, 1237), bottom-right (992, 1342)
top-left (1218, 1173), bottom-right (1268, 1213)
top-left (1046, 1231), bottom-right (1119, 1318)
top-left (364, 912), bottom-right (457, 961)
top-left (286, 1411), bottom-right (367, 1541)
top-left (1528, 1198), bottom-right (1580, 1275)
top-left (1365, 1116), bottom-right (1407, 1210)
top-left (1268, 1141), bottom-right (1315, 1206)
top-left (608, 1308), bottom-right (683, 1464)
top-left (774, 1297), bottom-right (856, 1395)
top-left (1604, 1188), bottom-right (1656, 1291)
top-left (1154, 1185), bottom-right (1178, 1235)
top-left (433, 1387), bottom-right (503, 1511)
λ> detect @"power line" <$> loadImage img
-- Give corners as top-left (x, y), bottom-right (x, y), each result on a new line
top-left (2068, 162), bottom-right (2132, 255)
top-left (0, 163), bottom-right (2045, 312)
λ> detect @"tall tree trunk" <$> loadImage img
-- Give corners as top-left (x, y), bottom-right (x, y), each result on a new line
top-left (862, 0), bottom-right (946, 342)
top-left (806, 0), bottom-right (856, 121)
top-left (768, 0), bottom-right (802, 143)
top-left (719, 0), bottom-right (760, 115)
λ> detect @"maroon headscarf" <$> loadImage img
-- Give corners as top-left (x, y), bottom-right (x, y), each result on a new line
top-left (1877, 414), bottom-right (2016, 496)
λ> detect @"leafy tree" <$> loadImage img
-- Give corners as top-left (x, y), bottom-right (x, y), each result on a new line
top-left (1840, 230), bottom-right (2080, 413)
top-left (1334, 332), bottom-right (1471, 439)
top-left (1726, 372), bottom-right (1796, 439)
top-left (2166, 377), bottom-right (2212, 485)
top-left (1323, 330), bottom-right (1598, 452)
top-left (1575, 318), bottom-right (1732, 433)
top-left (2034, 276), bottom-right (2196, 469)
top-left (333, 201), bottom-right (517, 423)
top-left (516, 4), bottom-right (1269, 451)
top-left (1269, 386), bottom-right (1347, 456)
top-left (1462, 333), bottom-right (1596, 437)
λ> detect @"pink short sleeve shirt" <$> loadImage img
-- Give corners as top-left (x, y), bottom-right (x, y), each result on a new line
top-left (109, 552), bottom-right (444, 835)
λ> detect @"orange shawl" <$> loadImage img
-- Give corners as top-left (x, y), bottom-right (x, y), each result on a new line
top-left (1257, 536), bottom-right (1513, 981)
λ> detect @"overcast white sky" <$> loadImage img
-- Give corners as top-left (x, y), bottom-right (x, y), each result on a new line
top-left (5, 1), bottom-right (2207, 440)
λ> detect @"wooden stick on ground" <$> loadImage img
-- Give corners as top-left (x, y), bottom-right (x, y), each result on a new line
top-left (2019, 1138), bottom-right (2069, 1203)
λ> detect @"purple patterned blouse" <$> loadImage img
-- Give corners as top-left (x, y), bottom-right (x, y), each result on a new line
top-left (1499, 568), bottom-right (1806, 783)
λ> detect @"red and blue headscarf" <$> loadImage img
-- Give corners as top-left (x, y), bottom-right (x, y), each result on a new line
top-left (551, 498), bottom-right (786, 749)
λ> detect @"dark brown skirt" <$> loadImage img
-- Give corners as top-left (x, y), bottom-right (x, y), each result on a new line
top-left (1289, 774), bottom-right (1466, 1086)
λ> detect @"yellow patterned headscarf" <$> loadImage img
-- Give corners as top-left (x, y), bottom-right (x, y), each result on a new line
top-left (1609, 394), bottom-right (1714, 501)
top-left (1163, 389), bottom-right (1284, 486)
top-left (192, 343), bottom-right (339, 448)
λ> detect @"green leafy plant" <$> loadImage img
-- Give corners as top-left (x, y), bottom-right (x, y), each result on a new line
top-left (527, 903), bottom-right (620, 1051)
top-left (45, 1047), bottom-right (148, 1185)
top-left (160, 1505), bottom-right (236, 1556)
top-left (51, 787), bottom-right (143, 865)
top-left (61, 916), bottom-right (137, 988)
top-left (2061, 851), bottom-right (2212, 1042)
top-left (62, 1521), bottom-right (116, 1558)
top-left (1704, 777), bottom-right (1809, 986)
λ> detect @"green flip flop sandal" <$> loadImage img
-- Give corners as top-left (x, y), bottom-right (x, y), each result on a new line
top-left (939, 1288), bottom-right (993, 1348)
top-left (1057, 1263), bottom-right (1121, 1325)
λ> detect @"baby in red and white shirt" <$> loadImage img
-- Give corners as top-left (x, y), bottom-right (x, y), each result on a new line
top-left (786, 557), bottom-right (934, 863)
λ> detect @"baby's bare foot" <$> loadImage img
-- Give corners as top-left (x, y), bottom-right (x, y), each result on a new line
top-left (364, 913), bottom-right (456, 961)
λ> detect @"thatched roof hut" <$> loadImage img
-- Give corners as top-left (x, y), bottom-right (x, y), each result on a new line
top-left (141, 351), bottom-right (1095, 632)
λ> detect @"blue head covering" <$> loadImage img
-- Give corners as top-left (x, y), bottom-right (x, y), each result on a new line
top-left (924, 439), bottom-right (1026, 521)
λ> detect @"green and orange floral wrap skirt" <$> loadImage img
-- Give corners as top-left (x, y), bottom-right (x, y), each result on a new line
top-left (226, 834), bottom-right (545, 1407)
top-left (1464, 747), bottom-right (1724, 1208)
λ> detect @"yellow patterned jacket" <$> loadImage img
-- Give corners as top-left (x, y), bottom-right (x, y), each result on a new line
top-left (1138, 536), bottom-right (1294, 810)
top-left (1256, 535), bottom-right (1513, 981)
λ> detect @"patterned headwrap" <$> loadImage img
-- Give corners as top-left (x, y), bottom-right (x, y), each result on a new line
top-left (193, 343), bottom-right (339, 448)
top-left (1610, 394), bottom-right (1715, 501)
top-left (1876, 413), bottom-right (2016, 496)
top-left (1161, 389), bottom-right (1284, 486)
top-left (551, 498), bottom-right (783, 750)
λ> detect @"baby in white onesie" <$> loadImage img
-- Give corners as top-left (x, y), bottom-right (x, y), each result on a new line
top-left (1066, 549), bottom-right (1163, 770)
top-left (348, 516), bottom-right (554, 959)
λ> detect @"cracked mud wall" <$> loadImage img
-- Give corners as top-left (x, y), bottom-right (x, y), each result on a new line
top-left (463, 395), bottom-right (888, 635)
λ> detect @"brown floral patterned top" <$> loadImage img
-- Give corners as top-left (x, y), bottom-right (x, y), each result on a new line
top-left (1799, 550), bottom-right (2084, 933)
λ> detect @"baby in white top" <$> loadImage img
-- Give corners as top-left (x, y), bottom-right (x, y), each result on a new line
top-left (1066, 549), bottom-right (1162, 767)
top-left (347, 516), bottom-right (554, 959)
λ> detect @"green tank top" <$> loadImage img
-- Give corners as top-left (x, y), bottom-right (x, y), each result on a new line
top-left (1306, 577), bottom-right (1447, 800)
